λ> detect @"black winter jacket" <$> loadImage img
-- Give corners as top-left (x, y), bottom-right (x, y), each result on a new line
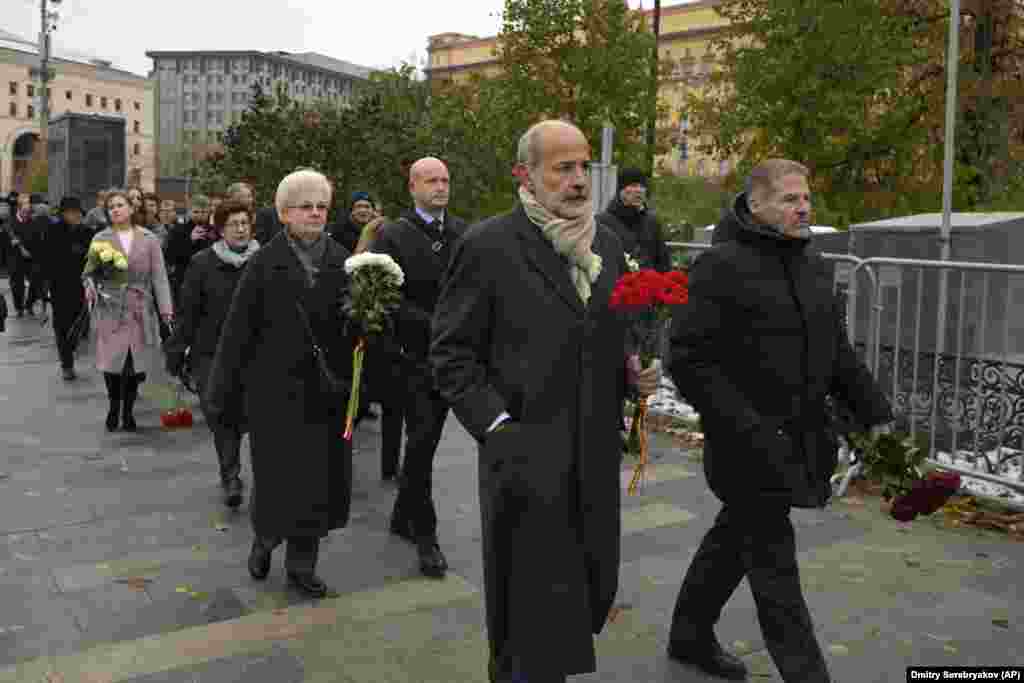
top-left (597, 199), bottom-right (671, 272)
top-left (164, 245), bottom-right (251, 376)
top-left (327, 218), bottom-right (363, 254)
top-left (668, 192), bottom-right (892, 508)
top-left (370, 210), bottom-right (467, 360)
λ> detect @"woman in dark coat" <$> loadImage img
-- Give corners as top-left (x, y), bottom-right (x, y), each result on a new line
top-left (203, 169), bottom-right (355, 599)
top-left (165, 201), bottom-right (259, 508)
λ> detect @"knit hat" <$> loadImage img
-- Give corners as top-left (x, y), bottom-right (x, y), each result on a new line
top-left (350, 191), bottom-right (374, 209)
top-left (59, 196), bottom-right (83, 212)
top-left (617, 168), bottom-right (648, 193)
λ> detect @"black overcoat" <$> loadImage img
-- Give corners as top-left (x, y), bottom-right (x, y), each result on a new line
top-left (42, 217), bottom-right (94, 315)
top-left (668, 193), bottom-right (892, 508)
top-left (431, 206), bottom-right (629, 679)
top-left (204, 232), bottom-right (355, 539)
top-left (164, 246), bottom-right (252, 409)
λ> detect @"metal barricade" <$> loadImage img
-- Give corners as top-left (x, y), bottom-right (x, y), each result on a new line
top-left (666, 242), bottom-right (1024, 498)
top-left (852, 257), bottom-right (1024, 496)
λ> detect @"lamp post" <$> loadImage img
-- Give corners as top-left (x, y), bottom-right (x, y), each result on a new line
top-left (32, 0), bottom-right (59, 196)
top-left (930, 0), bottom-right (961, 456)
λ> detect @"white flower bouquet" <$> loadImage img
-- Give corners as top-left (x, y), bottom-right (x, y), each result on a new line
top-left (340, 251), bottom-right (404, 440)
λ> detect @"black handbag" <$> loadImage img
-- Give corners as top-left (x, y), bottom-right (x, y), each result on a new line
top-left (295, 300), bottom-right (348, 396)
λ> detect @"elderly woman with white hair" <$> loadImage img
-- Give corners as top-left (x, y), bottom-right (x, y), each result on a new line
top-left (203, 168), bottom-right (356, 599)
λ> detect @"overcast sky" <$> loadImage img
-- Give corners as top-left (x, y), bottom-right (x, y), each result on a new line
top-left (6, 0), bottom-right (660, 77)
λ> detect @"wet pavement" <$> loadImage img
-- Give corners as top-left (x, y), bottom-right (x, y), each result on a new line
top-left (1, 279), bottom-right (1022, 682)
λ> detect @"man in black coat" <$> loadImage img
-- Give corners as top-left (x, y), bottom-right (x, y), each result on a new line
top-left (371, 156), bottom-right (467, 579)
top-left (7, 192), bottom-right (48, 317)
top-left (596, 167), bottom-right (671, 272)
top-left (328, 191), bottom-right (376, 253)
top-left (432, 120), bottom-right (660, 683)
top-left (665, 159), bottom-right (893, 682)
top-left (165, 195), bottom-right (215, 305)
top-left (42, 197), bottom-right (94, 379)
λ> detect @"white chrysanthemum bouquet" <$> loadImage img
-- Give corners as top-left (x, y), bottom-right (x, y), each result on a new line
top-left (340, 252), bottom-right (405, 440)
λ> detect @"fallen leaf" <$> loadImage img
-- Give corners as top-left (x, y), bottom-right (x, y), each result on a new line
top-left (189, 591), bottom-right (208, 600)
top-left (827, 644), bottom-right (850, 656)
top-left (213, 523), bottom-right (229, 532)
top-left (866, 626), bottom-right (882, 638)
top-left (732, 640), bottom-right (752, 654)
top-left (925, 633), bottom-right (953, 642)
top-left (175, 585), bottom-right (192, 594)
top-left (903, 557), bottom-right (921, 568)
top-left (993, 618), bottom-right (1010, 629)
top-left (943, 643), bottom-right (958, 654)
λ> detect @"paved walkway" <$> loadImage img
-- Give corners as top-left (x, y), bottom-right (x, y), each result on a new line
top-left (0, 286), bottom-right (1022, 682)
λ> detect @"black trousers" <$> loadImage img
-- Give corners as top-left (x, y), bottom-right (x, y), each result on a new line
top-left (391, 363), bottom-right (448, 540)
top-left (380, 397), bottom-right (405, 479)
top-left (254, 535), bottom-right (320, 575)
top-left (8, 251), bottom-right (44, 313)
top-left (669, 502), bottom-right (830, 683)
top-left (52, 299), bottom-right (85, 369)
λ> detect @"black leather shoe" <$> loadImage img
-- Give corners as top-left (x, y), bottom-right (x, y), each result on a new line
top-left (105, 408), bottom-right (119, 432)
top-left (389, 515), bottom-right (416, 544)
top-left (287, 571), bottom-right (329, 598)
top-left (223, 478), bottom-right (244, 508)
top-left (62, 367), bottom-right (76, 381)
top-left (122, 413), bottom-right (137, 432)
top-left (416, 538), bottom-right (448, 579)
top-left (667, 639), bottom-right (748, 680)
top-left (248, 541), bottom-right (272, 580)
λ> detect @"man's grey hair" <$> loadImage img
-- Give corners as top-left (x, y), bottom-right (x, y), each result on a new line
top-left (745, 159), bottom-right (809, 202)
top-left (517, 120), bottom-right (585, 171)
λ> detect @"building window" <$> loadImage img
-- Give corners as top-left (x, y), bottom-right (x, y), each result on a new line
top-left (115, 98), bottom-right (122, 112)
top-left (9, 82), bottom-right (16, 96)
top-left (27, 84), bottom-right (35, 97)
top-left (134, 101), bottom-right (141, 111)
top-left (45, 87), bottom-right (51, 99)
top-left (133, 143), bottom-right (140, 155)
top-left (26, 104), bottom-right (34, 119)
top-left (100, 96), bottom-right (108, 109)
top-left (9, 102), bottom-right (16, 116)
top-left (65, 90), bottom-right (72, 100)
top-left (133, 120), bottom-right (140, 133)
top-left (85, 94), bottom-right (93, 106)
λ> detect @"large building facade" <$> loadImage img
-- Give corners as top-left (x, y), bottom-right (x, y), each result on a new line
top-left (146, 50), bottom-right (373, 177)
top-left (425, 0), bottom-right (730, 177)
top-left (0, 28), bottom-right (154, 195)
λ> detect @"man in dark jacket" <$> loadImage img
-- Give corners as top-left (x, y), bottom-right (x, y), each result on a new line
top-left (665, 159), bottom-right (893, 682)
top-left (328, 191), bottom-right (376, 253)
top-left (165, 195), bottom-right (215, 304)
top-left (43, 197), bottom-right (94, 379)
top-left (432, 120), bottom-right (660, 683)
top-left (371, 157), bottom-right (467, 579)
top-left (597, 167), bottom-right (671, 272)
top-left (7, 192), bottom-right (49, 318)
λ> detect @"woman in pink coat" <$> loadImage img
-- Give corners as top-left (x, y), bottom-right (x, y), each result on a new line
top-left (83, 189), bottom-right (174, 431)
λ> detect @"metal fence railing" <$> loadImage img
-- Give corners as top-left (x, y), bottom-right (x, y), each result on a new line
top-left (666, 242), bottom-right (1024, 499)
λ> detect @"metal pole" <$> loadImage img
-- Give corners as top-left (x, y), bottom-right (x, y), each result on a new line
top-left (38, 0), bottom-right (51, 140)
top-left (931, 0), bottom-right (961, 452)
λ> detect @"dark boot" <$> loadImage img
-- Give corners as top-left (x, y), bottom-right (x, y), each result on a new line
top-left (103, 373), bottom-right (121, 431)
top-left (213, 427), bottom-right (243, 507)
top-left (121, 373), bottom-right (140, 431)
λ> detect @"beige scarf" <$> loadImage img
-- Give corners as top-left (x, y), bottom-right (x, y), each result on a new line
top-left (519, 186), bottom-right (602, 304)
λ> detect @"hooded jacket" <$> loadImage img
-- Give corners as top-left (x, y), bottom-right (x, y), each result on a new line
top-left (668, 192), bottom-right (891, 507)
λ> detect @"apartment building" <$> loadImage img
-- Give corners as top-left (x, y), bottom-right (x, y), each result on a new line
top-left (146, 50), bottom-right (374, 175)
top-left (0, 28), bottom-right (153, 195)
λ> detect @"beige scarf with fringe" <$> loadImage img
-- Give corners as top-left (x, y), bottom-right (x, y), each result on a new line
top-left (519, 186), bottom-right (602, 304)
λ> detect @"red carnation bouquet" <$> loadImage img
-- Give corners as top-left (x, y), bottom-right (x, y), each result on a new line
top-left (609, 267), bottom-right (689, 494)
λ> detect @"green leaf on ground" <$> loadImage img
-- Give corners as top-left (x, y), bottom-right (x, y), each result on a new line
top-left (827, 644), bottom-right (850, 656)
top-left (993, 618), bottom-right (1010, 629)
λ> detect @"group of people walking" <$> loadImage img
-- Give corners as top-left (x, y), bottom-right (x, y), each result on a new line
top-left (2, 118), bottom-right (892, 683)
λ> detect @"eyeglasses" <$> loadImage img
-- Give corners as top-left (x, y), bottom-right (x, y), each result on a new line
top-left (289, 202), bottom-right (330, 213)
top-left (225, 220), bottom-right (251, 229)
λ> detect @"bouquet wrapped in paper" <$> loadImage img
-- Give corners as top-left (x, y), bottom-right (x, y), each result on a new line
top-left (609, 264), bottom-right (688, 494)
top-left (340, 252), bottom-right (404, 440)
